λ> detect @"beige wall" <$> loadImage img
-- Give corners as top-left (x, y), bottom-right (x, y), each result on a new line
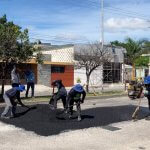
top-left (42, 47), bottom-right (74, 63)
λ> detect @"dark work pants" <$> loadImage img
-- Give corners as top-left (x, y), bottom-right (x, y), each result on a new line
top-left (26, 82), bottom-right (35, 97)
top-left (49, 94), bottom-right (66, 109)
top-left (69, 99), bottom-right (81, 117)
top-left (147, 96), bottom-right (150, 111)
top-left (60, 96), bottom-right (66, 108)
top-left (12, 83), bottom-right (20, 100)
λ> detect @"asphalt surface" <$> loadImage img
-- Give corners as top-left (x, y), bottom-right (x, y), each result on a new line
top-left (0, 102), bottom-right (148, 136)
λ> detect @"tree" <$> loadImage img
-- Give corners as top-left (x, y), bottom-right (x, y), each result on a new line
top-left (135, 56), bottom-right (149, 67)
top-left (110, 40), bottom-right (125, 47)
top-left (75, 42), bottom-right (112, 92)
top-left (0, 15), bottom-right (43, 101)
top-left (142, 40), bottom-right (150, 53)
top-left (111, 38), bottom-right (146, 80)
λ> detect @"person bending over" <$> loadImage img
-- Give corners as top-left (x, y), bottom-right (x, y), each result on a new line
top-left (66, 84), bottom-right (86, 121)
top-left (49, 80), bottom-right (67, 110)
top-left (1, 85), bottom-right (26, 119)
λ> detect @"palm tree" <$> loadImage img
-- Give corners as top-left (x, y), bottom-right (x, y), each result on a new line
top-left (124, 38), bottom-right (145, 80)
top-left (111, 38), bottom-right (147, 80)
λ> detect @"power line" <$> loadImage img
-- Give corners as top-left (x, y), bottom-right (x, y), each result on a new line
top-left (105, 7), bottom-right (150, 21)
top-left (86, 0), bottom-right (150, 21)
top-left (87, 0), bottom-right (150, 19)
top-left (108, 6), bottom-right (150, 19)
top-left (28, 0), bottom-right (150, 43)
top-left (29, 37), bottom-right (88, 44)
top-left (30, 34), bottom-right (88, 42)
top-left (30, 36), bottom-right (88, 42)
top-left (105, 8), bottom-right (150, 23)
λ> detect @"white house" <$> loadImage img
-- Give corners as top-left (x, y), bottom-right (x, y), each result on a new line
top-left (74, 44), bottom-right (126, 87)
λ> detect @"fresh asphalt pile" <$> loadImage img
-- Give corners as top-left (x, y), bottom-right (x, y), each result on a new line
top-left (0, 103), bottom-right (148, 136)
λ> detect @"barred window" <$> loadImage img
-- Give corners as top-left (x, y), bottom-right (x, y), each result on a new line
top-left (51, 66), bottom-right (65, 73)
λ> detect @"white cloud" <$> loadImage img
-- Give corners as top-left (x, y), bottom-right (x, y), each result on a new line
top-left (26, 9), bottom-right (101, 44)
top-left (28, 26), bottom-right (88, 44)
top-left (105, 17), bottom-right (150, 32)
top-left (54, 33), bottom-right (87, 41)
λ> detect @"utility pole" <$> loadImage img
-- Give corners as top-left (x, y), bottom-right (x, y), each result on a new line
top-left (101, 0), bottom-right (104, 91)
top-left (101, 0), bottom-right (104, 48)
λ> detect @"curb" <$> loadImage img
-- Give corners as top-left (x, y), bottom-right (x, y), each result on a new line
top-left (23, 94), bottom-right (128, 104)
top-left (0, 94), bottom-right (128, 106)
top-left (85, 94), bottom-right (127, 100)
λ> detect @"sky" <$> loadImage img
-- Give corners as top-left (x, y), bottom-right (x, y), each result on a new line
top-left (0, 0), bottom-right (150, 44)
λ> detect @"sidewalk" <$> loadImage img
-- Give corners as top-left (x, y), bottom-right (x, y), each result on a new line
top-left (0, 84), bottom-right (125, 97)
top-left (0, 85), bottom-right (71, 97)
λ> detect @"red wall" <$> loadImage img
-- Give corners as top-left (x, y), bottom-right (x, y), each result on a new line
top-left (51, 65), bottom-right (74, 87)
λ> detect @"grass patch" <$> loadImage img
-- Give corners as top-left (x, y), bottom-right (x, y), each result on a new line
top-left (22, 96), bottom-right (50, 103)
top-left (87, 90), bottom-right (126, 97)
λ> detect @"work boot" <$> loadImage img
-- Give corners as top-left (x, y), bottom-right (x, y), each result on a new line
top-left (145, 115), bottom-right (150, 120)
top-left (64, 109), bottom-right (68, 114)
top-left (77, 116), bottom-right (81, 121)
top-left (1, 115), bottom-right (10, 119)
top-left (145, 112), bottom-right (150, 118)
top-left (49, 104), bottom-right (55, 110)
top-left (10, 113), bottom-right (17, 118)
top-left (68, 111), bottom-right (73, 119)
top-left (69, 114), bottom-right (73, 119)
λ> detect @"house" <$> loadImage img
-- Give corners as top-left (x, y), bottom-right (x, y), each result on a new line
top-left (36, 44), bottom-right (74, 87)
top-left (74, 44), bottom-right (126, 87)
top-left (0, 44), bottom-right (74, 87)
top-left (0, 43), bottom-right (127, 88)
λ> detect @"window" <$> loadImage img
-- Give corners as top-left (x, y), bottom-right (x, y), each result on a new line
top-left (103, 62), bottom-right (121, 83)
top-left (51, 66), bottom-right (65, 73)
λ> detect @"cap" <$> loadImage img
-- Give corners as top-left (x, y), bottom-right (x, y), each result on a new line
top-left (73, 84), bottom-right (84, 92)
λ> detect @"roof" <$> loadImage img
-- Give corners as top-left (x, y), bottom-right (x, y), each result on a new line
top-left (36, 44), bottom-right (74, 51)
top-left (74, 44), bottom-right (126, 63)
top-left (74, 43), bottom-right (126, 52)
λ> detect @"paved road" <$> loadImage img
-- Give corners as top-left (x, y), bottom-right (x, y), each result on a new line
top-left (0, 96), bottom-right (150, 150)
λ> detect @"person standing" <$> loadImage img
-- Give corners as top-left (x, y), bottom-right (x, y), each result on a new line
top-left (25, 70), bottom-right (35, 98)
top-left (11, 65), bottom-right (21, 101)
top-left (11, 65), bottom-right (20, 88)
top-left (143, 76), bottom-right (150, 118)
top-left (146, 95), bottom-right (150, 115)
